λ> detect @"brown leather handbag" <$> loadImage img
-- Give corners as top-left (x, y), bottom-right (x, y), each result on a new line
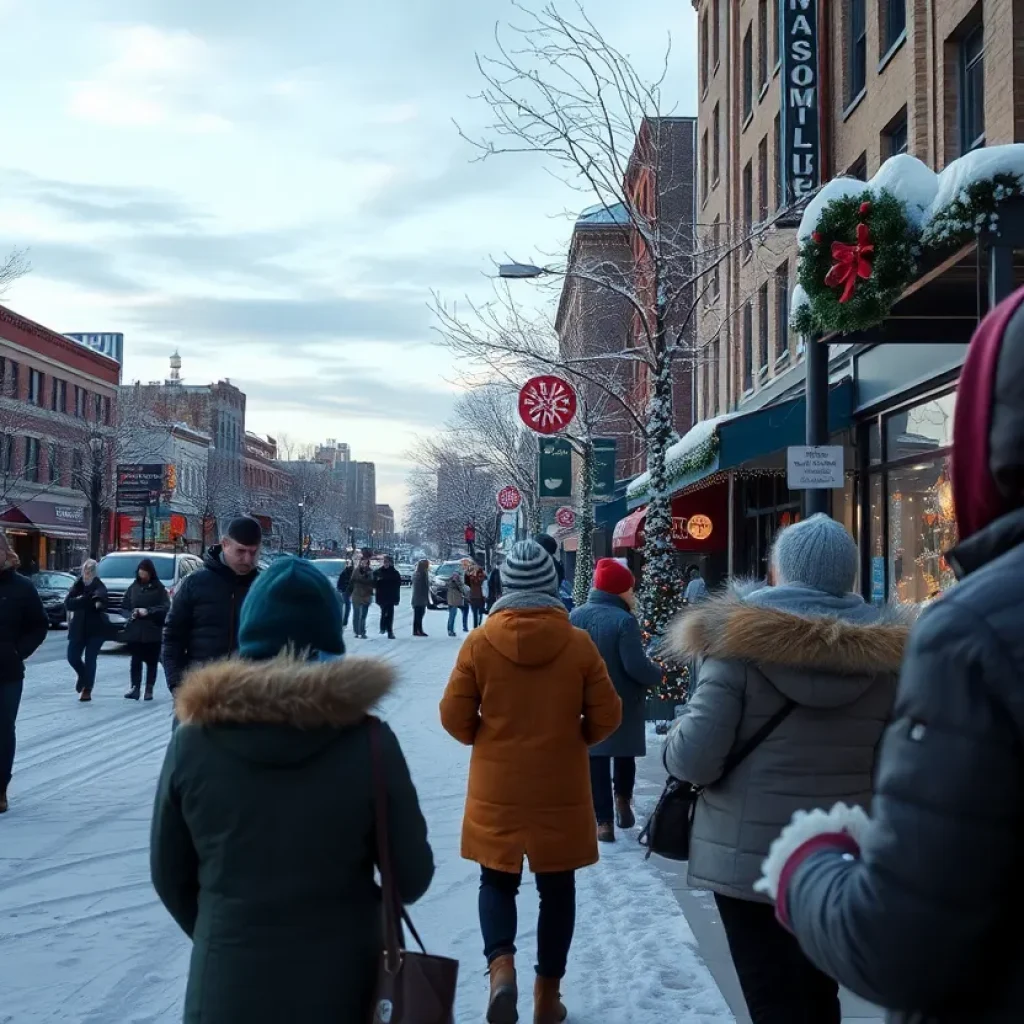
top-left (368, 718), bottom-right (458, 1024)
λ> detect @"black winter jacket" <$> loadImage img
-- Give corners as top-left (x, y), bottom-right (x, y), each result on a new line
top-left (121, 580), bottom-right (170, 645)
top-left (161, 547), bottom-right (260, 692)
top-left (373, 566), bottom-right (402, 607)
top-left (66, 578), bottom-right (109, 643)
top-left (785, 505), bottom-right (1024, 1023)
top-left (0, 568), bottom-right (48, 683)
top-left (336, 565), bottom-right (353, 595)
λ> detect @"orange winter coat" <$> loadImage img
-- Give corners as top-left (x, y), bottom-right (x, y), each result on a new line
top-left (440, 604), bottom-right (622, 874)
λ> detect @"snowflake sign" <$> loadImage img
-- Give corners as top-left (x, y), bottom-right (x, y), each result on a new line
top-left (518, 376), bottom-right (577, 435)
top-left (555, 506), bottom-right (576, 529)
top-left (496, 486), bottom-right (523, 512)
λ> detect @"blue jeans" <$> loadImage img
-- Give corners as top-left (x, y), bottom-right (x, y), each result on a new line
top-left (0, 680), bottom-right (23, 787)
top-left (447, 606), bottom-right (459, 634)
top-left (340, 593), bottom-right (351, 627)
top-left (68, 635), bottom-right (104, 693)
top-left (589, 756), bottom-right (637, 824)
top-left (352, 603), bottom-right (369, 637)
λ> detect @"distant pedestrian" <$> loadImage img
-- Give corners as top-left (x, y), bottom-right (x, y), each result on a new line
top-left (571, 558), bottom-right (662, 842)
top-left (373, 555), bottom-right (402, 639)
top-left (533, 533), bottom-right (565, 586)
top-left (0, 534), bottom-right (48, 813)
top-left (683, 564), bottom-right (708, 604)
top-left (486, 562), bottom-right (502, 612)
top-left (151, 556), bottom-right (434, 1023)
top-left (121, 557), bottom-right (170, 702)
top-left (440, 540), bottom-right (621, 1024)
top-left (411, 559), bottom-right (432, 637)
top-left (446, 570), bottom-right (468, 637)
top-left (162, 517), bottom-right (262, 721)
top-left (336, 559), bottom-right (353, 630)
top-left (664, 515), bottom-right (910, 1024)
top-left (346, 556), bottom-right (375, 639)
top-left (558, 576), bottom-right (574, 612)
top-left (65, 559), bottom-right (109, 703)
top-left (755, 285), bottom-right (1024, 1024)
top-left (466, 563), bottom-right (487, 628)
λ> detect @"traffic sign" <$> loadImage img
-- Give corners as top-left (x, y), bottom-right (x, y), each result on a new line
top-left (518, 376), bottom-right (577, 435)
top-left (497, 485), bottom-right (522, 512)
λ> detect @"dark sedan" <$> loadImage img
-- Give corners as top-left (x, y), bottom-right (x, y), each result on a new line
top-left (32, 571), bottom-right (77, 628)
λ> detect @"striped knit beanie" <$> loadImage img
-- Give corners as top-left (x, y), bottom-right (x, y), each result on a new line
top-left (500, 540), bottom-right (559, 596)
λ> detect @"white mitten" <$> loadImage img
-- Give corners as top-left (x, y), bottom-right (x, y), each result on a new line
top-left (755, 802), bottom-right (870, 901)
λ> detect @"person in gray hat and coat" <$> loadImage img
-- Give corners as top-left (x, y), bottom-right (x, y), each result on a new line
top-left (571, 557), bottom-right (662, 842)
top-left (663, 514), bottom-right (912, 1024)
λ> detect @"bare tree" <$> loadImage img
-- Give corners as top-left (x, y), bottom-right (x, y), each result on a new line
top-left (0, 249), bottom-right (28, 299)
top-left (273, 436), bottom-right (343, 554)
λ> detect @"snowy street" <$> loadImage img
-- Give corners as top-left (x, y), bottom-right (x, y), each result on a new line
top-left (0, 605), bottom-right (733, 1024)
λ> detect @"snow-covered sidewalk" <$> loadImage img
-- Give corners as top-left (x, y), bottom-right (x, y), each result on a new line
top-left (0, 606), bottom-right (733, 1023)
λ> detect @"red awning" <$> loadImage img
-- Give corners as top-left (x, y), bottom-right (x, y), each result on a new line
top-left (612, 507), bottom-right (646, 549)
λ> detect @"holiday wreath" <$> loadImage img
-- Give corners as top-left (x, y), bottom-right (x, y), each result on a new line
top-left (921, 171), bottom-right (1024, 251)
top-left (796, 188), bottom-right (919, 336)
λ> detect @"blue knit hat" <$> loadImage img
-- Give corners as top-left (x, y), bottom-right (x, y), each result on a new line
top-left (771, 514), bottom-right (858, 597)
top-left (501, 540), bottom-right (559, 596)
top-left (238, 556), bottom-right (344, 661)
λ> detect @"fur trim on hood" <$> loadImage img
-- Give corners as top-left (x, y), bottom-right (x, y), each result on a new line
top-left (175, 653), bottom-right (394, 728)
top-left (669, 591), bottom-right (912, 676)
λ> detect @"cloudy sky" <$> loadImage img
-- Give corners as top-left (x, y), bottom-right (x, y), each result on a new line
top-left (0, 0), bottom-right (696, 518)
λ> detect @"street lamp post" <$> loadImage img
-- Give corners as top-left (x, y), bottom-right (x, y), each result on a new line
top-left (297, 501), bottom-right (305, 558)
top-left (88, 434), bottom-right (104, 560)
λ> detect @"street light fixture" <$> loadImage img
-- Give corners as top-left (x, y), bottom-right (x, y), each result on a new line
top-left (88, 434), bottom-right (104, 560)
top-left (498, 262), bottom-right (551, 280)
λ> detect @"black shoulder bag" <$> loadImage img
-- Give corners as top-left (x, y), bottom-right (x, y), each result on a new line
top-left (638, 700), bottom-right (796, 862)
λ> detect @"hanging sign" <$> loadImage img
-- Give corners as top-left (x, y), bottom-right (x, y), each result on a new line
top-left (496, 485), bottom-right (523, 512)
top-left (779, 0), bottom-right (822, 203)
top-left (787, 445), bottom-right (844, 489)
top-left (687, 514), bottom-right (714, 541)
top-left (555, 506), bottom-right (576, 529)
top-left (518, 376), bottom-right (577, 435)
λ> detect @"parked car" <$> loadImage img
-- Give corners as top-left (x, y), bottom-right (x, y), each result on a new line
top-left (32, 571), bottom-right (77, 628)
top-left (96, 551), bottom-right (205, 648)
top-left (311, 558), bottom-right (349, 589)
top-left (429, 560), bottom-right (465, 607)
top-left (396, 563), bottom-right (415, 586)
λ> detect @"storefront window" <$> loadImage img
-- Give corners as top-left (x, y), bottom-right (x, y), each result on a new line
top-left (869, 474), bottom-right (885, 604)
top-left (884, 392), bottom-right (955, 462)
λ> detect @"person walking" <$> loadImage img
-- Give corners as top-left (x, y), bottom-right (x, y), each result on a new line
top-left (683, 564), bottom-right (708, 604)
top-left (151, 556), bottom-right (434, 1023)
top-left (440, 540), bottom-right (621, 1024)
top-left (755, 287), bottom-right (1024, 1024)
top-left (346, 556), bottom-right (375, 640)
top-left (486, 562), bottom-right (502, 613)
top-left (162, 517), bottom-right (262, 714)
top-left (446, 570), bottom-right (468, 637)
top-left (466, 563), bottom-right (487, 629)
top-left (411, 559), bottom-right (432, 637)
top-left (0, 535), bottom-right (48, 814)
top-left (373, 555), bottom-right (402, 639)
top-left (663, 514), bottom-right (910, 1024)
top-left (65, 559), bottom-right (109, 703)
top-left (122, 558), bottom-right (170, 701)
top-left (571, 558), bottom-right (662, 843)
top-left (336, 558), bottom-right (353, 630)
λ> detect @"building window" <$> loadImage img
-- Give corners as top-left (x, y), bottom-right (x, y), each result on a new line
top-left (72, 447), bottom-right (83, 486)
top-left (743, 161), bottom-right (753, 256)
top-left (51, 378), bottom-right (67, 413)
top-left (75, 387), bottom-right (86, 419)
top-left (712, 216), bottom-right (721, 297)
top-left (701, 12), bottom-right (709, 95)
top-left (24, 437), bottom-right (39, 483)
top-left (712, 103), bottom-right (721, 182)
top-left (758, 0), bottom-right (769, 89)
top-left (884, 107), bottom-right (909, 157)
top-left (771, 0), bottom-right (780, 68)
top-left (848, 0), bottom-right (867, 102)
top-left (701, 129), bottom-right (709, 203)
top-left (93, 394), bottom-right (103, 422)
top-left (47, 443), bottom-right (59, 484)
top-left (758, 283), bottom-right (770, 372)
top-left (712, 0), bottom-right (721, 67)
top-left (0, 435), bottom-right (11, 476)
top-left (848, 152), bottom-right (868, 180)
top-left (103, 396), bottom-right (111, 426)
top-left (28, 369), bottom-right (42, 406)
top-left (701, 347), bottom-right (710, 417)
top-left (774, 112), bottom-right (784, 208)
top-left (960, 23), bottom-right (985, 153)
top-left (8, 361), bottom-right (18, 400)
top-left (758, 135), bottom-right (769, 223)
top-left (776, 263), bottom-right (790, 361)
top-left (711, 339), bottom-right (720, 415)
top-left (743, 26), bottom-right (753, 119)
top-left (743, 302), bottom-right (754, 392)
top-left (883, 0), bottom-right (907, 52)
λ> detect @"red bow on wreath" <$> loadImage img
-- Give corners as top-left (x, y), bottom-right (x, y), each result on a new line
top-left (824, 222), bottom-right (874, 304)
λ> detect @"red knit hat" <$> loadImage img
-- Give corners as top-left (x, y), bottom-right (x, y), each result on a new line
top-left (593, 558), bottom-right (635, 595)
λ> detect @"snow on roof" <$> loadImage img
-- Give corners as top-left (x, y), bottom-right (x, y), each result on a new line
top-left (577, 202), bottom-right (630, 226)
top-left (627, 413), bottom-right (735, 499)
top-left (929, 144), bottom-right (1024, 217)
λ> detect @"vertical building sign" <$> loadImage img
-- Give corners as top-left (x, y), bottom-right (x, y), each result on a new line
top-left (779, 0), bottom-right (821, 203)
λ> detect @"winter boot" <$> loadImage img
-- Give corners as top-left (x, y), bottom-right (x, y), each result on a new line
top-left (597, 823), bottom-right (616, 843)
top-left (125, 685), bottom-right (141, 701)
top-left (143, 686), bottom-right (155, 701)
top-left (79, 690), bottom-right (92, 703)
top-left (388, 631), bottom-right (396, 640)
top-left (615, 795), bottom-right (636, 830)
top-left (0, 787), bottom-right (8, 814)
top-left (533, 977), bottom-right (567, 1024)
top-left (487, 954), bottom-right (518, 1024)
top-left (74, 672), bottom-right (84, 694)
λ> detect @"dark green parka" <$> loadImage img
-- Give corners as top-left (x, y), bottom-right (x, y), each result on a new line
top-left (150, 653), bottom-right (434, 1023)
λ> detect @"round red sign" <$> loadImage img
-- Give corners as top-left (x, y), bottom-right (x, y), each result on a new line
top-left (555, 506), bottom-right (576, 529)
top-left (497, 486), bottom-right (522, 511)
top-left (518, 376), bottom-right (578, 435)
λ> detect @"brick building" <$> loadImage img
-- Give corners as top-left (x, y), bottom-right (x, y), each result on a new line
top-left (244, 432), bottom-right (291, 548)
top-left (0, 304), bottom-right (120, 568)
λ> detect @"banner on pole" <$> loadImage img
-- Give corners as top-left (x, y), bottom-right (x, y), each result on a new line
top-left (538, 438), bottom-right (573, 499)
top-left (593, 439), bottom-right (616, 499)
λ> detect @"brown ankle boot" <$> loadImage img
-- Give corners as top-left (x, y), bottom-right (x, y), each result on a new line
top-left (615, 795), bottom-right (635, 829)
top-left (533, 977), bottom-right (567, 1024)
top-left (487, 954), bottom-right (518, 1023)
top-left (597, 822), bottom-right (616, 843)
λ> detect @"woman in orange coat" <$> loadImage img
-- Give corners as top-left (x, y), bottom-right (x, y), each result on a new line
top-left (440, 540), bottom-right (621, 1024)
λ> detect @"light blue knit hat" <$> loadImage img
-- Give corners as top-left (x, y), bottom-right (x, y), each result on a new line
top-left (771, 514), bottom-right (858, 597)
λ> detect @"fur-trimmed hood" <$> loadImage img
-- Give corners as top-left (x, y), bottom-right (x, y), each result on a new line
top-left (669, 592), bottom-right (913, 708)
top-left (176, 653), bottom-right (394, 729)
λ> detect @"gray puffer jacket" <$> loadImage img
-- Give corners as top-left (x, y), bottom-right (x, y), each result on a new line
top-left (664, 587), bottom-right (910, 902)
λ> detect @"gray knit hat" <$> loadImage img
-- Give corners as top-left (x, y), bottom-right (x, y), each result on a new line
top-left (771, 514), bottom-right (858, 596)
top-left (500, 540), bottom-right (559, 596)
